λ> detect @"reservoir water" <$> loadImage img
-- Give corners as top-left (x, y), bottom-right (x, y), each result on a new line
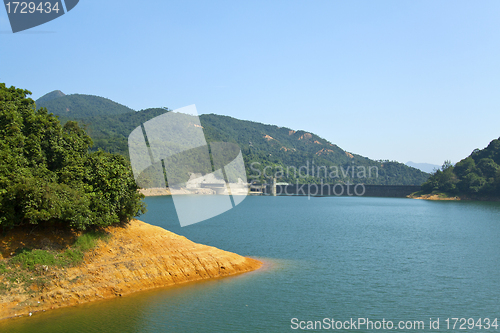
top-left (2, 196), bottom-right (500, 332)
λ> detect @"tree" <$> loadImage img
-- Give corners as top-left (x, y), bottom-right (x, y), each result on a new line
top-left (421, 161), bottom-right (457, 194)
top-left (0, 83), bottom-right (145, 230)
top-left (421, 138), bottom-right (500, 198)
top-left (454, 157), bottom-right (475, 179)
top-left (476, 158), bottom-right (499, 179)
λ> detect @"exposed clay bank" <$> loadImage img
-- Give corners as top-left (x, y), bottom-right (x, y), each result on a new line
top-left (0, 220), bottom-right (262, 320)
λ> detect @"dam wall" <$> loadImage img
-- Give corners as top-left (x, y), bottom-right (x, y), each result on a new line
top-left (259, 184), bottom-right (422, 198)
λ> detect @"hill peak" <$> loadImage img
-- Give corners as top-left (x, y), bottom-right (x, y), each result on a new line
top-left (36, 93), bottom-right (135, 119)
top-left (36, 90), bottom-right (66, 104)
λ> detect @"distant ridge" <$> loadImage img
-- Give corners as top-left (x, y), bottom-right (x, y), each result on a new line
top-left (36, 93), bottom-right (135, 119)
top-left (36, 90), bottom-right (65, 104)
top-left (406, 161), bottom-right (440, 174)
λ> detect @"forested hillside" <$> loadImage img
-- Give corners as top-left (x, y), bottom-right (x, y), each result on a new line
top-left (422, 138), bottom-right (500, 198)
top-left (35, 89), bottom-right (65, 105)
top-left (36, 91), bottom-right (134, 119)
top-left (200, 114), bottom-right (429, 185)
top-left (35, 91), bottom-right (430, 186)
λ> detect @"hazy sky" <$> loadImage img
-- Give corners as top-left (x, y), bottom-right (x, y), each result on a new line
top-left (1, 1), bottom-right (499, 165)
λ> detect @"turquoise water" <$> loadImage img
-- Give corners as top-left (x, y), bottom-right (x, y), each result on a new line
top-left (2, 196), bottom-right (500, 332)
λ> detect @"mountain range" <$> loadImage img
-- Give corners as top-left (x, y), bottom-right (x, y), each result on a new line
top-left (36, 91), bottom-right (430, 185)
top-left (405, 161), bottom-right (440, 174)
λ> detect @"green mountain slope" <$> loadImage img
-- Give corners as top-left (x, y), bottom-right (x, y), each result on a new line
top-left (35, 93), bottom-right (429, 185)
top-left (36, 89), bottom-right (65, 104)
top-left (421, 138), bottom-right (500, 197)
top-left (200, 114), bottom-right (429, 185)
top-left (36, 92), bottom-right (135, 119)
top-left (78, 108), bottom-right (168, 157)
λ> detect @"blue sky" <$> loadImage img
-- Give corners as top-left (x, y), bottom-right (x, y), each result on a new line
top-left (1, 1), bottom-right (499, 165)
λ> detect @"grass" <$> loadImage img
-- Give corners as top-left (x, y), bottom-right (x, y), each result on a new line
top-left (0, 230), bottom-right (110, 294)
top-left (11, 230), bottom-right (110, 269)
top-left (73, 230), bottom-right (110, 252)
top-left (58, 230), bottom-right (110, 266)
top-left (11, 249), bottom-right (57, 270)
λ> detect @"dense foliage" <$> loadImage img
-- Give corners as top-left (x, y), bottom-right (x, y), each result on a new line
top-left (35, 91), bottom-right (430, 185)
top-left (0, 84), bottom-right (145, 230)
top-left (421, 138), bottom-right (500, 197)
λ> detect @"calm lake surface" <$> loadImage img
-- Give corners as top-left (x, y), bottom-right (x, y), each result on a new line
top-left (2, 196), bottom-right (500, 332)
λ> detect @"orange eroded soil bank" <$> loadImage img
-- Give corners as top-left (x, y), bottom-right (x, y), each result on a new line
top-left (409, 193), bottom-right (461, 200)
top-left (0, 220), bottom-right (262, 320)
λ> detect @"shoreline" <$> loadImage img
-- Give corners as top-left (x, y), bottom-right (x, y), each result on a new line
top-left (138, 186), bottom-right (250, 197)
top-left (408, 193), bottom-right (461, 201)
top-left (139, 187), bottom-right (173, 196)
top-left (0, 220), bottom-right (263, 321)
top-left (408, 193), bottom-right (500, 202)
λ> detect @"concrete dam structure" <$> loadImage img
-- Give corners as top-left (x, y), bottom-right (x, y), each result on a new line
top-left (251, 183), bottom-right (421, 198)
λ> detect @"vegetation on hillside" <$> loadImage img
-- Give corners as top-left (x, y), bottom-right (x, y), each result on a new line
top-left (420, 138), bottom-right (500, 198)
top-left (35, 91), bottom-right (429, 185)
top-left (201, 114), bottom-right (429, 185)
top-left (79, 107), bottom-right (168, 156)
top-left (0, 84), bottom-right (145, 231)
top-left (35, 89), bottom-right (65, 105)
top-left (81, 110), bottom-right (431, 185)
top-left (36, 92), bottom-right (135, 119)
